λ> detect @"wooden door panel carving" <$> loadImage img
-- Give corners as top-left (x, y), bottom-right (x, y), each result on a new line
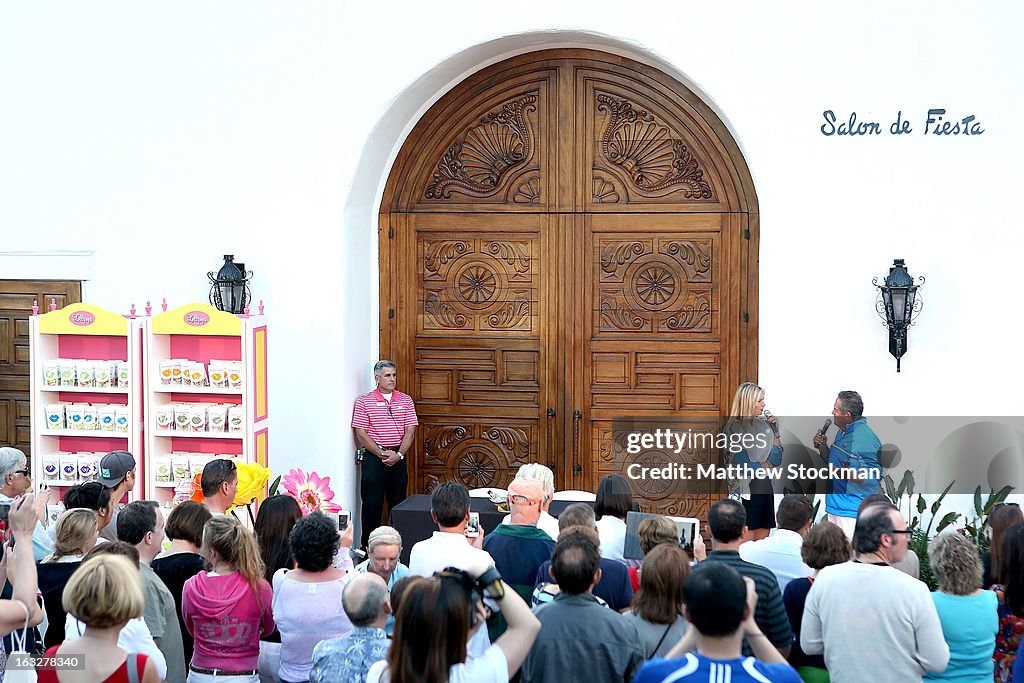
top-left (575, 67), bottom-right (736, 212)
top-left (594, 420), bottom-right (719, 519)
top-left (385, 68), bottom-right (560, 213)
top-left (420, 421), bottom-right (537, 493)
top-left (594, 235), bottom-right (717, 337)
top-left (423, 94), bottom-right (540, 204)
top-left (394, 214), bottom-right (556, 491)
top-left (577, 215), bottom-right (727, 509)
top-left (419, 235), bottom-right (538, 335)
top-left (589, 350), bottom-right (721, 412)
top-left (0, 280), bottom-right (82, 456)
top-left (381, 51), bottom-right (758, 516)
top-left (415, 345), bottom-right (541, 410)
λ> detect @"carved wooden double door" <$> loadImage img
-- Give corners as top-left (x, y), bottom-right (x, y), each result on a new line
top-left (379, 50), bottom-right (758, 517)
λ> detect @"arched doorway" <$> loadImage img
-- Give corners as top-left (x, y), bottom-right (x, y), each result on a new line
top-left (379, 49), bottom-right (757, 517)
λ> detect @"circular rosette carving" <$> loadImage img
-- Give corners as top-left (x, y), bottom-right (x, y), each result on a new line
top-left (624, 257), bottom-right (682, 312)
top-left (454, 261), bottom-right (499, 307)
top-left (631, 454), bottom-right (676, 499)
top-left (456, 448), bottom-right (500, 489)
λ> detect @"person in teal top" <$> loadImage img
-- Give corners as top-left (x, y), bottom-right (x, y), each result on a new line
top-left (813, 391), bottom-right (882, 523)
top-left (926, 532), bottom-right (998, 682)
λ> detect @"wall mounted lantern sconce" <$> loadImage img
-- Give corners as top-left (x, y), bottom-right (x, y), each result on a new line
top-left (873, 258), bottom-right (924, 372)
top-left (208, 255), bottom-right (253, 314)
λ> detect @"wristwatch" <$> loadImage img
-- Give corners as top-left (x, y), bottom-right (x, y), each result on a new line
top-left (477, 566), bottom-right (505, 600)
top-left (397, 452), bottom-right (404, 460)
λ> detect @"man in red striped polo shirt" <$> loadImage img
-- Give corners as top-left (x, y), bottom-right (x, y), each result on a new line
top-left (352, 360), bottom-right (418, 549)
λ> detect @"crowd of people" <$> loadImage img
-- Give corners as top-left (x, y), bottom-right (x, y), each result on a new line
top-left (0, 372), bottom-right (1019, 683)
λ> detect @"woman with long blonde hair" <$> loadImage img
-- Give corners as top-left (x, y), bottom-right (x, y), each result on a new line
top-left (725, 382), bottom-right (783, 541)
top-left (182, 515), bottom-right (274, 683)
top-left (38, 508), bottom-right (99, 647)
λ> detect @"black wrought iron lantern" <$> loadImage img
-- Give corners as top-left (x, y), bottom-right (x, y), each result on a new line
top-left (208, 255), bottom-right (252, 314)
top-left (873, 258), bottom-right (924, 372)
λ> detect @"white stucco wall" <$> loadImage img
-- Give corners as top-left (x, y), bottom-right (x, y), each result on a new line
top-left (2, 1), bottom-right (1022, 517)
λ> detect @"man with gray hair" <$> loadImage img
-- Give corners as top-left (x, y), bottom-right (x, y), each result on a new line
top-left (801, 504), bottom-right (948, 682)
top-left (0, 446), bottom-right (52, 560)
top-left (353, 525), bottom-right (410, 634)
top-left (812, 390), bottom-right (882, 539)
top-left (309, 572), bottom-right (391, 683)
top-left (352, 360), bottom-right (418, 549)
top-left (500, 463), bottom-right (559, 538)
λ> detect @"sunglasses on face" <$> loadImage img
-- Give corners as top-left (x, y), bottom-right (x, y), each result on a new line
top-left (507, 494), bottom-right (540, 506)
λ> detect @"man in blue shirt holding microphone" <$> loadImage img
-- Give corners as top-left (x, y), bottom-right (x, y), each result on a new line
top-left (812, 390), bottom-right (882, 539)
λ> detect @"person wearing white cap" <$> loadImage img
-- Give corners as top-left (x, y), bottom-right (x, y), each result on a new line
top-left (97, 450), bottom-right (137, 542)
top-left (0, 446), bottom-right (53, 560)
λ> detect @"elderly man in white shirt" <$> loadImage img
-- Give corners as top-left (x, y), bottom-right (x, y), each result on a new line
top-left (409, 481), bottom-right (496, 660)
top-left (739, 494), bottom-right (814, 593)
top-left (0, 447), bottom-right (53, 561)
top-left (499, 464), bottom-right (560, 539)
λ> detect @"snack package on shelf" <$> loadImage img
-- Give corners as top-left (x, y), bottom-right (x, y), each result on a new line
top-left (66, 404), bottom-right (85, 430)
top-left (227, 405), bottom-right (244, 433)
top-left (46, 504), bottom-right (65, 528)
top-left (171, 359), bottom-right (185, 385)
top-left (76, 361), bottom-right (94, 388)
top-left (59, 454), bottom-right (78, 482)
top-left (155, 455), bottom-right (172, 483)
top-left (189, 455), bottom-right (209, 478)
top-left (190, 363), bottom-right (208, 387)
top-left (98, 405), bottom-right (116, 431)
top-left (227, 361), bottom-right (244, 388)
top-left (59, 360), bottom-right (76, 387)
top-left (42, 454), bottom-right (60, 481)
top-left (189, 404), bottom-right (207, 432)
top-left (160, 360), bottom-right (174, 386)
top-left (173, 404), bottom-right (191, 431)
top-left (78, 454), bottom-right (98, 481)
top-left (114, 406), bottom-right (130, 433)
top-left (208, 405), bottom-right (227, 432)
top-left (155, 405), bottom-right (174, 432)
top-left (209, 361), bottom-right (227, 388)
top-left (171, 454), bottom-right (191, 482)
top-left (43, 360), bottom-right (60, 387)
top-left (95, 362), bottom-right (111, 388)
top-left (81, 404), bottom-right (97, 431)
top-left (116, 361), bottom-right (129, 388)
top-left (45, 404), bottom-right (65, 430)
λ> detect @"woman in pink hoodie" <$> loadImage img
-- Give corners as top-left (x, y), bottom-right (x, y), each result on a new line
top-left (182, 516), bottom-right (274, 683)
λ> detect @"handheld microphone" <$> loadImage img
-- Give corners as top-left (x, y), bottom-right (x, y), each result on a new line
top-left (818, 418), bottom-right (832, 436)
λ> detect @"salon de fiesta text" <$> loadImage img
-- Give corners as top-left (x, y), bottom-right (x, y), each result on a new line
top-left (821, 109), bottom-right (985, 136)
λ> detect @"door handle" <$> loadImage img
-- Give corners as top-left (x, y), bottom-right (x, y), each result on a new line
top-left (572, 410), bottom-right (583, 478)
top-left (546, 408), bottom-right (556, 470)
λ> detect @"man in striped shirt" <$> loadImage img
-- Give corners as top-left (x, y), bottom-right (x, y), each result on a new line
top-left (352, 360), bottom-right (418, 549)
top-left (703, 498), bottom-right (793, 658)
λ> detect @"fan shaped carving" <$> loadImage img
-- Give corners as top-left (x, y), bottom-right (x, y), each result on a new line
top-left (596, 94), bottom-right (714, 199)
top-left (425, 94), bottom-right (538, 200)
